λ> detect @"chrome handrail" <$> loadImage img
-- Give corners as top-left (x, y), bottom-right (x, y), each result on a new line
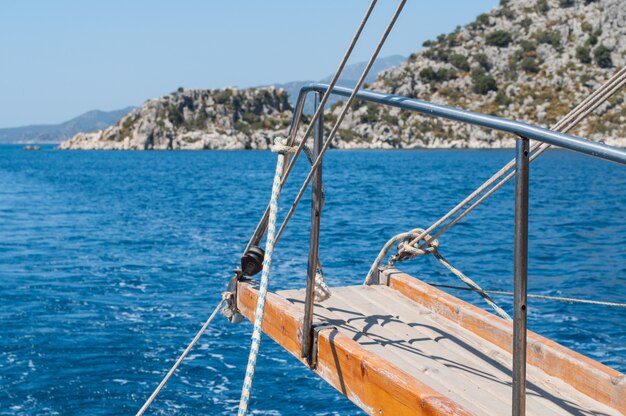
top-left (293, 83), bottom-right (626, 165)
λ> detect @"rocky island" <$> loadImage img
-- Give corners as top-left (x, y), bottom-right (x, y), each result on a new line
top-left (59, 88), bottom-right (292, 150)
top-left (61, 0), bottom-right (626, 150)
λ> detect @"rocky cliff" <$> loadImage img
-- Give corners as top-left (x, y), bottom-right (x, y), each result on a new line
top-left (335, 0), bottom-right (626, 148)
top-left (61, 0), bottom-right (625, 150)
top-left (59, 87), bottom-right (292, 150)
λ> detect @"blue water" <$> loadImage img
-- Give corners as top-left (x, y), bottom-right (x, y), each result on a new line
top-left (1, 145), bottom-right (625, 415)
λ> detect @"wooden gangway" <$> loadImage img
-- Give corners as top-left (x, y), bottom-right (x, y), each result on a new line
top-left (131, 3), bottom-right (626, 411)
top-left (235, 268), bottom-right (625, 415)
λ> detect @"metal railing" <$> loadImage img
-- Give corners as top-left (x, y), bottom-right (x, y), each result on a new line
top-left (292, 83), bottom-right (626, 416)
top-left (295, 83), bottom-right (626, 164)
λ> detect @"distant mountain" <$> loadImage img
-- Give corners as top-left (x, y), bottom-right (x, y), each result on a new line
top-left (273, 54), bottom-right (406, 112)
top-left (0, 107), bottom-right (135, 144)
top-left (319, 54), bottom-right (408, 84)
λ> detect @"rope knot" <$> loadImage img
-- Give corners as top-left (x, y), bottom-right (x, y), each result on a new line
top-left (391, 228), bottom-right (439, 265)
top-left (270, 137), bottom-right (296, 154)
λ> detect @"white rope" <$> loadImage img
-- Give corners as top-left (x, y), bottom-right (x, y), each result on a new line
top-left (136, 296), bottom-right (227, 416)
top-left (314, 264), bottom-right (332, 302)
top-left (237, 138), bottom-right (290, 415)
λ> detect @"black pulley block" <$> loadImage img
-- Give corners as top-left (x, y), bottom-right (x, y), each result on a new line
top-left (241, 245), bottom-right (265, 277)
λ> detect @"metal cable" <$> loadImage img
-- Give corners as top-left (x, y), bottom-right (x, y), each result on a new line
top-left (363, 68), bottom-right (626, 314)
top-left (136, 297), bottom-right (227, 416)
top-left (275, 0), bottom-right (408, 243)
top-left (362, 229), bottom-right (510, 320)
top-left (419, 67), bottom-right (626, 248)
top-left (244, 0), bottom-right (378, 254)
top-left (395, 66), bottom-right (626, 253)
top-left (432, 251), bottom-right (512, 320)
top-left (426, 282), bottom-right (626, 308)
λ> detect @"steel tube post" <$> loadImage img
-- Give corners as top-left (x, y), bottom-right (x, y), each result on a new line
top-left (513, 137), bottom-right (529, 416)
top-left (301, 92), bottom-right (324, 364)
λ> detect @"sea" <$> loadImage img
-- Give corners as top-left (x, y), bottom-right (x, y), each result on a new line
top-left (1, 144), bottom-right (625, 415)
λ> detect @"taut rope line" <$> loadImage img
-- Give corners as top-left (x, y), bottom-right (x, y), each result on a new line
top-left (364, 67), bottom-right (626, 279)
top-left (237, 3), bottom-right (406, 413)
top-left (419, 69), bottom-right (626, 250)
top-left (136, 295), bottom-right (227, 416)
top-left (425, 283), bottom-right (626, 308)
top-left (409, 66), bottom-right (626, 253)
top-left (274, 0), bottom-right (408, 244)
top-left (432, 250), bottom-right (511, 320)
top-left (244, 0), bottom-right (379, 255)
top-left (364, 67), bottom-right (626, 320)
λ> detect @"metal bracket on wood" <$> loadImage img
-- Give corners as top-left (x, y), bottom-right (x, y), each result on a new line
top-left (366, 266), bottom-right (392, 286)
top-left (310, 323), bottom-right (336, 369)
top-left (378, 266), bottom-right (393, 286)
top-left (222, 269), bottom-right (249, 324)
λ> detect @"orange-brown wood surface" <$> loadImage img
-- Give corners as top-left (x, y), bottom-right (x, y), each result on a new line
top-left (382, 268), bottom-right (626, 414)
top-left (236, 281), bottom-right (473, 416)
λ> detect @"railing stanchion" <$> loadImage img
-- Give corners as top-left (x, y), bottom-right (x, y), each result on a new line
top-left (302, 92), bottom-right (324, 364)
top-left (513, 136), bottom-right (530, 416)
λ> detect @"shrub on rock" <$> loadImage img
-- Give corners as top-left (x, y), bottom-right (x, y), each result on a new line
top-left (593, 45), bottom-right (613, 68)
top-left (486, 30), bottom-right (513, 47)
top-left (576, 45), bottom-right (591, 63)
top-left (471, 68), bottom-right (498, 94)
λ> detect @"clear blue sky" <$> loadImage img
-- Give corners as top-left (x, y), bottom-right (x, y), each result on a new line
top-left (0, 0), bottom-right (498, 128)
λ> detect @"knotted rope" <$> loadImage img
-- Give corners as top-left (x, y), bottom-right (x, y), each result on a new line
top-left (390, 228), bottom-right (440, 264)
top-left (314, 265), bottom-right (332, 302)
top-left (269, 138), bottom-right (297, 154)
top-left (364, 228), bottom-right (437, 284)
top-left (364, 228), bottom-right (511, 320)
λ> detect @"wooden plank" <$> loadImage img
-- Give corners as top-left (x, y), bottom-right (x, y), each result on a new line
top-left (382, 268), bottom-right (626, 414)
top-left (236, 281), bottom-right (473, 416)
top-left (281, 285), bottom-right (620, 416)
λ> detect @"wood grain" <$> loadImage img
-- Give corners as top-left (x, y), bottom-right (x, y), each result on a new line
top-left (383, 268), bottom-right (625, 414)
top-left (236, 281), bottom-right (473, 415)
